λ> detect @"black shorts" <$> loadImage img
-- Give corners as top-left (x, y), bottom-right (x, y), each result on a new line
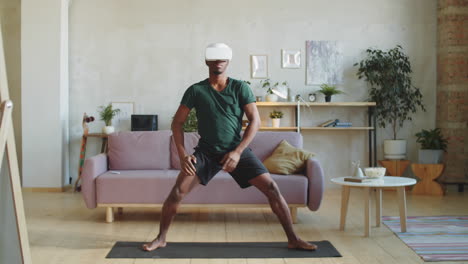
top-left (192, 147), bottom-right (269, 189)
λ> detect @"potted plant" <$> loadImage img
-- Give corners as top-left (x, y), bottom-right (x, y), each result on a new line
top-left (318, 84), bottom-right (344, 102)
top-left (183, 109), bottom-right (198, 132)
top-left (269, 110), bottom-right (283, 128)
top-left (98, 103), bottom-right (120, 134)
top-left (415, 128), bottom-right (448, 164)
top-left (261, 79), bottom-right (289, 102)
top-left (355, 45), bottom-right (425, 159)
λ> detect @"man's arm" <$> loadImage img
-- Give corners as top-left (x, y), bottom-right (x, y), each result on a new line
top-left (221, 102), bottom-right (260, 172)
top-left (172, 104), bottom-right (197, 176)
top-left (235, 102), bottom-right (261, 153)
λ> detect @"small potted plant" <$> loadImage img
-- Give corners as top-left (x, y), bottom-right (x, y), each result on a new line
top-left (415, 128), bottom-right (448, 164)
top-left (318, 84), bottom-right (344, 102)
top-left (261, 79), bottom-right (289, 102)
top-left (98, 103), bottom-right (120, 134)
top-left (269, 110), bottom-right (284, 128)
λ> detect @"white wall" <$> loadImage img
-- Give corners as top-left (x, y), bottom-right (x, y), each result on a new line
top-left (22, 0), bottom-right (69, 187)
top-left (68, 0), bottom-right (436, 188)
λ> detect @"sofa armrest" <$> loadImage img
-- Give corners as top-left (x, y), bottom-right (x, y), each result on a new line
top-left (305, 158), bottom-right (324, 211)
top-left (81, 153), bottom-right (108, 209)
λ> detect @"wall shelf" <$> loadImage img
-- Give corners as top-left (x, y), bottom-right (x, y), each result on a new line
top-left (254, 101), bottom-right (377, 166)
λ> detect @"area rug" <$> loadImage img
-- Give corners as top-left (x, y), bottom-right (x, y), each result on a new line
top-left (106, 241), bottom-right (342, 259)
top-left (383, 216), bottom-right (468, 262)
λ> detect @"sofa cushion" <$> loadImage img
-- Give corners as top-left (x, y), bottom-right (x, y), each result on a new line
top-left (96, 170), bottom-right (308, 205)
top-left (170, 132), bottom-right (200, 169)
top-left (248, 131), bottom-right (303, 161)
top-left (108, 130), bottom-right (172, 170)
top-left (263, 140), bottom-right (315, 174)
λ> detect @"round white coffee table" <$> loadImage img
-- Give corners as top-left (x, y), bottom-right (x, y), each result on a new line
top-left (331, 176), bottom-right (416, 237)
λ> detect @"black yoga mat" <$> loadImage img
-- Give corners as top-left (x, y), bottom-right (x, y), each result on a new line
top-left (106, 241), bottom-right (342, 259)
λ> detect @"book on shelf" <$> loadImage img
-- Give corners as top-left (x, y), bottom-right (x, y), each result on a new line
top-left (318, 119), bottom-right (336, 127)
top-left (333, 121), bottom-right (352, 127)
top-left (344, 177), bottom-right (377, 183)
top-left (324, 119), bottom-right (339, 127)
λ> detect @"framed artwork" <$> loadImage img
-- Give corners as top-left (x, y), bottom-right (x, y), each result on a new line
top-left (111, 101), bottom-right (135, 130)
top-left (306, 40), bottom-right (344, 85)
top-left (282, 49), bottom-right (301, 68)
top-left (250, 55), bottom-right (268, 79)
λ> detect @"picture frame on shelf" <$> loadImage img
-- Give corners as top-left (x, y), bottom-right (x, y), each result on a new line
top-left (282, 49), bottom-right (301, 68)
top-left (250, 55), bottom-right (268, 79)
top-left (111, 101), bottom-right (135, 131)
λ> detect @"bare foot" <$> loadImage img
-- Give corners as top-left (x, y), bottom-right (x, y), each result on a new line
top-left (288, 239), bottom-right (317, 251)
top-left (142, 237), bottom-right (167, 251)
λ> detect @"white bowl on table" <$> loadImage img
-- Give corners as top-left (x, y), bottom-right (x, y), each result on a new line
top-left (364, 167), bottom-right (386, 181)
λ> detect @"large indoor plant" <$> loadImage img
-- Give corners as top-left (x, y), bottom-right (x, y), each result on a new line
top-left (98, 103), bottom-right (120, 134)
top-left (415, 128), bottom-right (448, 164)
top-left (355, 45), bottom-right (425, 159)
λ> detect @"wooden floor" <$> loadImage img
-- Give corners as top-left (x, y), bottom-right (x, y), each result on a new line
top-left (23, 186), bottom-right (468, 264)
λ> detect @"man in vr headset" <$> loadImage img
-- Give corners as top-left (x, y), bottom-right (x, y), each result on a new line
top-left (143, 43), bottom-right (317, 252)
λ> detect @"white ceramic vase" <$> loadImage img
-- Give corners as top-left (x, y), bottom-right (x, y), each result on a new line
top-left (383, 139), bottom-right (407, 159)
top-left (102, 126), bottom-right (115, 134)
top-left (265, 94), bottom-right (278, 102)
top-left (271, 118), bottom-right (281, 128)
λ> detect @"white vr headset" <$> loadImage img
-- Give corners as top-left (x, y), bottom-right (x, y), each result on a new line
top-left (205, 43), bottom-right (232, 61)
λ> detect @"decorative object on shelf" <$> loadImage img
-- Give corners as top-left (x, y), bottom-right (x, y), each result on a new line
top-left (111, 101), bottom-right (134, 132)
top-left (250, 55), bottom-right (268, 79)
top-left (355, 45), bottom-right (425, 160)
top-left (318, 84), bottom-right (344, 102)
top-left (281, 49), bottom-right (301, 68)
top-left (255, 96), bottom-right (263, 102)
top-left (98, 103), bottom-right (121, 134)
top-left (352, 160), bottom-right (364, 178)
top-left (415, 128), bottom-right (447, 164)
top-left (306, 40), bottom-right (344, 85)
top-left (261, 79), bottom-right (289, 102)
top-left (308, 93), bottom-right (317, 102)
top-left (269, 110), bottom-right (283, 128)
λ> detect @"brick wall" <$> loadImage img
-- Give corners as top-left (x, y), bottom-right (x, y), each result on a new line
top-left (437, 0), bottom-right (468, 182)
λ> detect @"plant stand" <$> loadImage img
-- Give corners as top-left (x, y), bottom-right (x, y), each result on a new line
top-left (411, 164), bottom-right (445, 196)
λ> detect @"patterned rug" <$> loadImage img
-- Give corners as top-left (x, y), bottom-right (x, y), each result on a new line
top-left (383, 216), bottom-right (468, 262)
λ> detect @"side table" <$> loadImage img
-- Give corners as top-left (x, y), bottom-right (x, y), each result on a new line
top-left (331, 176), bottom-right (416, 237)
top-left (411, 164), bottom-right (445, 196)
top-left (378, 159), bottom-right (411, 191)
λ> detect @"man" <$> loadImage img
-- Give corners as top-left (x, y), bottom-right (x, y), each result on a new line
top-left (142, 43), bottom-right (317, 251)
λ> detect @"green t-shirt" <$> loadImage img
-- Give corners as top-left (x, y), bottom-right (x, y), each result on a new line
top-left (180, 77), bottom-right (256, 154)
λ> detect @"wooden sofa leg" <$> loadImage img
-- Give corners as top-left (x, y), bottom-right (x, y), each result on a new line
top-left (106, 207), bottom-right (114, 223)
top-left (118, 207), bottom-right (123, 215)
top-left (290, 207), bottom-right (298, 224)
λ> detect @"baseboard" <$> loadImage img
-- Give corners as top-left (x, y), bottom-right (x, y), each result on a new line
top-left (22, 185), bottom-right (72, 193)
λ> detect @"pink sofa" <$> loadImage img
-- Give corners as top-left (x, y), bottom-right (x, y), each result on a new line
top-left (81, 130), bottom-right (324, 223)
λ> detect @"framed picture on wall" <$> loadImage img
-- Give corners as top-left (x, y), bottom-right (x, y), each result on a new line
top-left (282, 49), bottom-right (301, 68)
top-left (250, 55), bottom-right (268, 79)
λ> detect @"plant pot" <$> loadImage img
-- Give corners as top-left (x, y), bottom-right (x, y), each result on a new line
top-left (266, 94), bottom-right (278, 102)
top-left (325, 95), bottom-right (332, 102)
top-left (102, 126), bottom-right (115, 134)
top-left (418, 149), bottom-right (444, 164)
top-left (271, 118), bottom-right (281, 128)
top-left (383, 139), bottom-right (407, 159)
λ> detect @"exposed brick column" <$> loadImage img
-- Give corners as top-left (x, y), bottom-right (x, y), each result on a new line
top-left (437, 0), bottom-right (468, 183)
